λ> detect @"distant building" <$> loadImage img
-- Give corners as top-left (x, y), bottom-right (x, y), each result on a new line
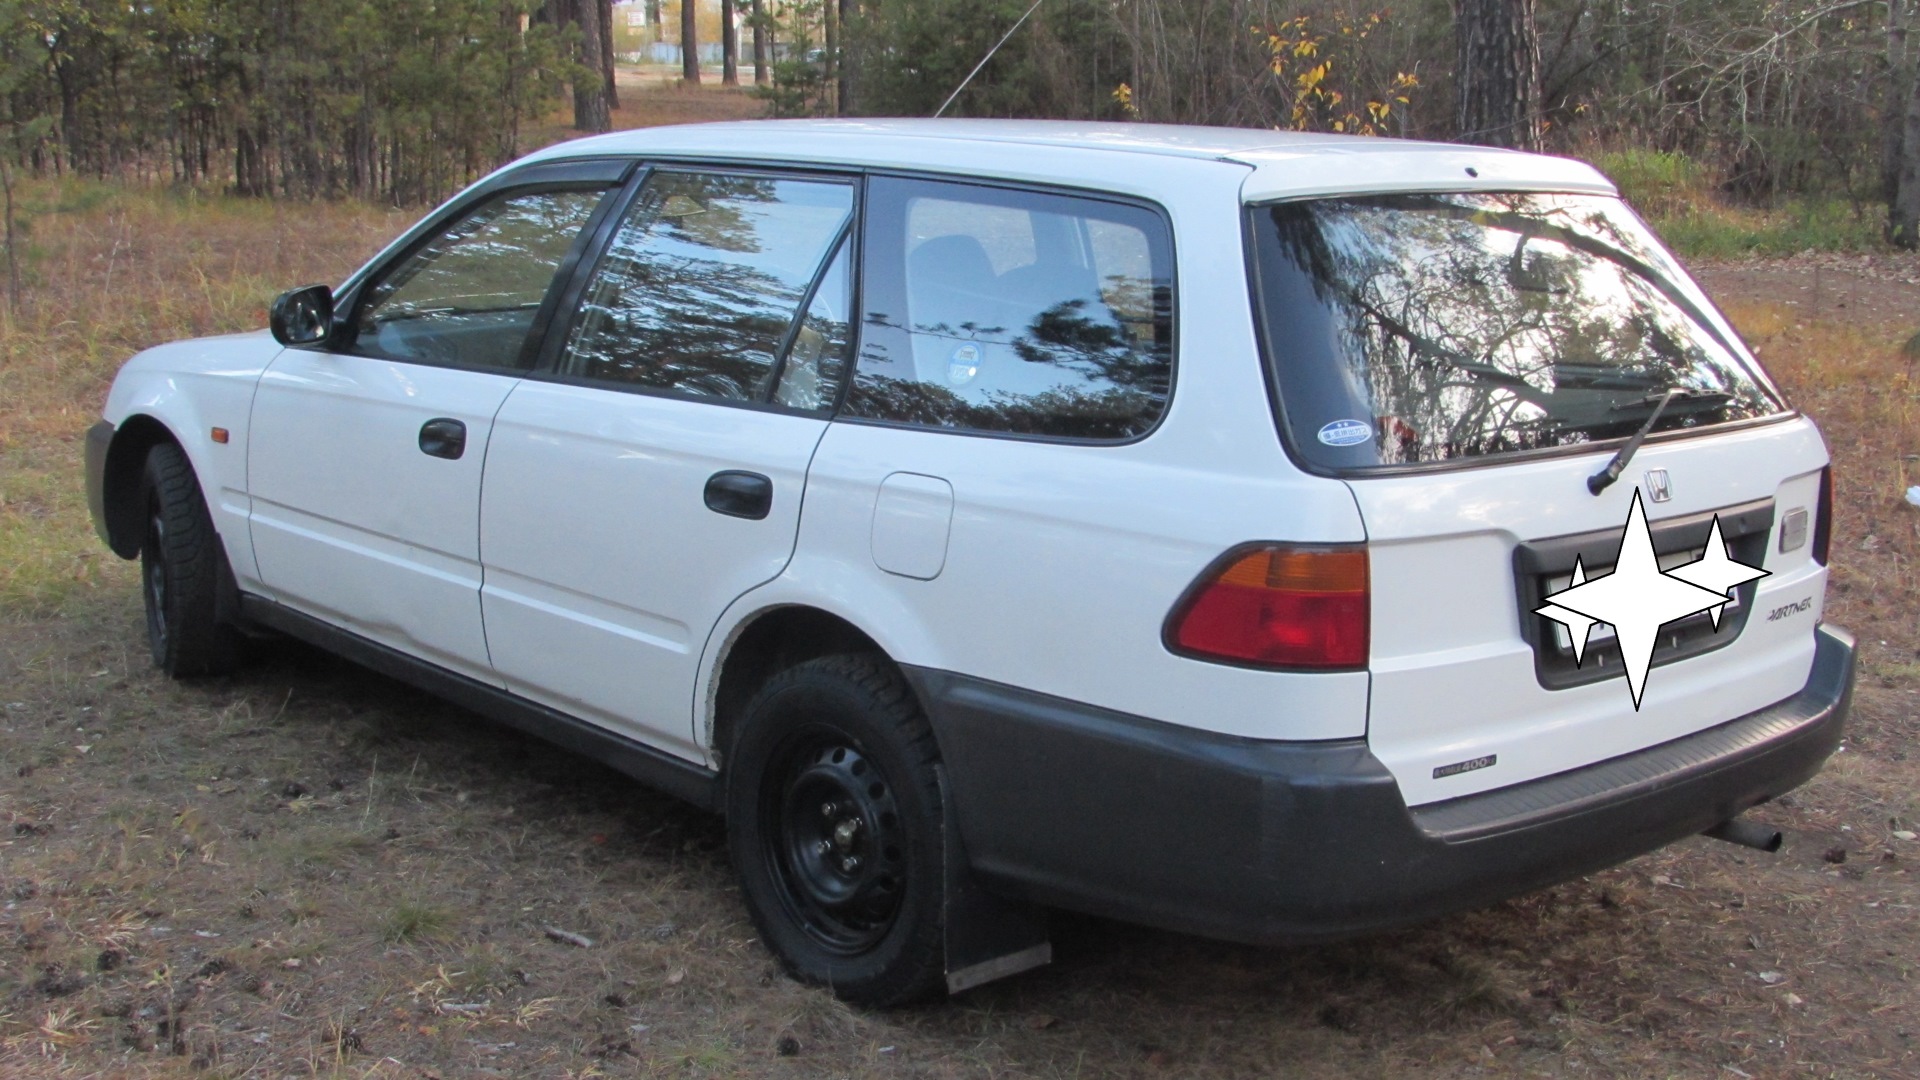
top-left (613, 0), bottom-right (751, 66)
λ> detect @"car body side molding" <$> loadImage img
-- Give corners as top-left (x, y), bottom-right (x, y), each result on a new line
top-left (239, 594), bottom-right (719, 810)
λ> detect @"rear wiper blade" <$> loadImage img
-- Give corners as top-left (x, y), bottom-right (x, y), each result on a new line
top-left (1608, 388), bottom-right (1733, 412)
top-left (1589, 387), bottom-right (1682, 495)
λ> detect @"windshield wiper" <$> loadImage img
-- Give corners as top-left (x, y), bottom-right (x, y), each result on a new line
top-left (1608, 388), bottom-right (1733, 412)
top-left (1589, 387), bottom-right (1682, 495)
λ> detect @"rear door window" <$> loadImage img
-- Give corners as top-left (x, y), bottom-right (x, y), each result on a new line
top-left (559, 170), bottom-right (854, 407)
top-left (772, 238), bottom-right (853, 411)
top-left (1247, 192), bottom-right (1785, 471)
top-left (844, 177), bottom-right (1175, 441)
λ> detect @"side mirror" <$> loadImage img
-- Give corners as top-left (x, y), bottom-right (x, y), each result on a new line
top-left (270, 285), bottom-right (335, 346)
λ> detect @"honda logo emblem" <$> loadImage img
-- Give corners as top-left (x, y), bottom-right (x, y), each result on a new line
top-left (1644, 468), bottom-right (1673, 503)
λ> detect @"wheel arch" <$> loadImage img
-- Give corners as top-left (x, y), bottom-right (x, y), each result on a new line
top-left (708, 603), bottom-right (1057, 999)
top-left (100, 414), bottom-right (185, 558)
top-left (705, 604), bottom-right (906, 769)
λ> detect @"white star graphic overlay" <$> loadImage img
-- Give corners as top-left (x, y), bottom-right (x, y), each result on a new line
top-left (1537, 558), bottom-right (1598, 664)
top-left (1534, 489), bottom-right (1765, 709)
top-left (1664, 516), bottom-right (1770, 628)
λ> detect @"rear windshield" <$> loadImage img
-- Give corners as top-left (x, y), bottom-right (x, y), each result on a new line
top-left (1248, 192), bottom-right (1784, 471)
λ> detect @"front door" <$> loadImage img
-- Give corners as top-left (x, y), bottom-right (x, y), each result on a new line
top-left (479, 168), bottom-right (856, 757)
top-left (248, 184), bottom-right (615, 682)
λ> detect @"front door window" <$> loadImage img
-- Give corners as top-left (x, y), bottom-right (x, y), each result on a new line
top-left (354, 188), bottom-right (609, 370)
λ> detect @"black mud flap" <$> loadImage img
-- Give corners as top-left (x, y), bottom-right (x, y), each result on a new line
top-left (939, 765), bottom-right (1051, 994)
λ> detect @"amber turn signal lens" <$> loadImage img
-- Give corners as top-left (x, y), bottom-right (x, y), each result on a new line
top-left (210, 427), bottom-right (230, 444)
top-left (1166, 544), bottom-right (1369, 670)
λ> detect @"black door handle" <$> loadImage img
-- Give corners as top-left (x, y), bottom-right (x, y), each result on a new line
top-left (704, 470), bottom-right (773, 520)
top-left (418, 418), bottom-right (467, 460)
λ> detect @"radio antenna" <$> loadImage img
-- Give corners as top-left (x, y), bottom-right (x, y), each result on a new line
top-left (933, 0), bottom-right (1045, 119)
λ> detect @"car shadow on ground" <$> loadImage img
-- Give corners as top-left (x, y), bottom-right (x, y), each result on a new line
top-left (223, 626), bottom-right (1647, 1056)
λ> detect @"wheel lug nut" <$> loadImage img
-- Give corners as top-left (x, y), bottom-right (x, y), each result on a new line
top-left (841, 856), bottom-right (861, 873)
top-left (821, 802), bottom-right (836, 818)
top-left (816, 840), bottom-right (834, 855)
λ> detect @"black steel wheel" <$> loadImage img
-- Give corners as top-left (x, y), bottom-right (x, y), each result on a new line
top-left (767, 735), bottom-right (909, 953)
top-left (726, 654), bottom-right (945, 1006)
top-left (139, 442), bottom-right (239, 677)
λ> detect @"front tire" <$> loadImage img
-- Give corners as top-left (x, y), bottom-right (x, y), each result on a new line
top-left (140, 443), bottom-right (239, 677)
top-left (726, 654), bottom-right (946, 1006)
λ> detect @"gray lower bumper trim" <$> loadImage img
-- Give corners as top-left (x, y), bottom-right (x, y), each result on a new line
top-left (906, 623), bottom-right (1854, 945)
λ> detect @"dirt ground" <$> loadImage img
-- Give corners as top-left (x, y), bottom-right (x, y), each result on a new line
top-left (2, 129), bottom-right (1919, 1076)
top-left (1701, 253), bottom-right (1920, 330)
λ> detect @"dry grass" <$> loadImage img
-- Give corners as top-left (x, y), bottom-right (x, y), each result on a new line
top-left (0, 78), bottom-right (760, 616)
top-left (1, 152), bottom-right (1918, 1077)
top-left (1720, 292), bottom-right (1920, 662)
top-left (0, 181), bottom-right (405, 616)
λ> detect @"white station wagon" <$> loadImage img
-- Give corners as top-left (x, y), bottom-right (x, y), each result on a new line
top-left (85, 120), bottom-right (1854, 1006)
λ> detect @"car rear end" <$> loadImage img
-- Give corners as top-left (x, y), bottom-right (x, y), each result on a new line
top-left (1242, 168), bottom-right (1844, 779)
top-left (1192, 153), bottom-right (1852, 929)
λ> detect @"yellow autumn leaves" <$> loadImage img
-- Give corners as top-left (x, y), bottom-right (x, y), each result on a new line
top-left (1262, 14), bottom-right (1417, 136)
top-left (1111, 12), bottom-right (1418, 133)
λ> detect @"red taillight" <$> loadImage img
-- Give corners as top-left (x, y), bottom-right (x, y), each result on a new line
top-left (1812, 466), bottom-right (1832, 566)
top-left (1165, 544), bottom-right (1369, 670)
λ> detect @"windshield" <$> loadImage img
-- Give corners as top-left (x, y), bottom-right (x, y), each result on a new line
top-left (1248, 192), bottom-right (1785, 471)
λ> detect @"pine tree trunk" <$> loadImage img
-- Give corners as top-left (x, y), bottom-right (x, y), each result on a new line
top-left (1453, 0), bottom-right (1543, 150)
top-left (1886, 0), bottom-right (1908, 204)
top-left (600, 0), bottom-right (620, 110)
top-left (824, 0), bottom-right (838, 113)
top-left (2, 157), bottom-right (20, 316)
top-left (235, 127), bottom-right (261, 197)
top-left (838, 0), bottom-right (857, 114)
top-left (1892, 61), bottom-right (1920, 248)
top-left (574, 0), bottom-right (612, 131)
top-left (751, 0), bottom-right (768, 85)
top-left (1888, 0), bottom-right (1918, 246)
top-left (682, 0), bottom-right (702, 84)
top-left (722, 0), bottom-right (739, 85)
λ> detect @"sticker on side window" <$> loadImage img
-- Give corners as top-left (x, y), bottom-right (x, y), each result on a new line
top-left (948, 344), bottom-right (981, 386)
top-left (1316, 419), bottom-right (1372, 447)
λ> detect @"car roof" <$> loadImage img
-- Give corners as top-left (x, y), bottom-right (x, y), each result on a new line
top-left (520, 119), bottom-right (1618, 202)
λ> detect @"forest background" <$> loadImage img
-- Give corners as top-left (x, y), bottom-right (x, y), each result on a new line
top-left (1, 5), bottom-right (1919, 1077)
top-left (1, 0), bottom-right (1917, 254)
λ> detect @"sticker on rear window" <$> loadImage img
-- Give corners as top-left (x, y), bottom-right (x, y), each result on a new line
top-left (1316, 419), bottom-right (1372, 447)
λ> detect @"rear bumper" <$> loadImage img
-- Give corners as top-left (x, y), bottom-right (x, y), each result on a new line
top-left (85, 420), bottom-right (115, 549)
top-left (909, 623), bottom-right (1854, 945)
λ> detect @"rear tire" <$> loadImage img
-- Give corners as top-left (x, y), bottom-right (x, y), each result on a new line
top-left (140, 443), bottom-right (240, 677)
top-left (726, 654), bottom-right (946, 1006)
